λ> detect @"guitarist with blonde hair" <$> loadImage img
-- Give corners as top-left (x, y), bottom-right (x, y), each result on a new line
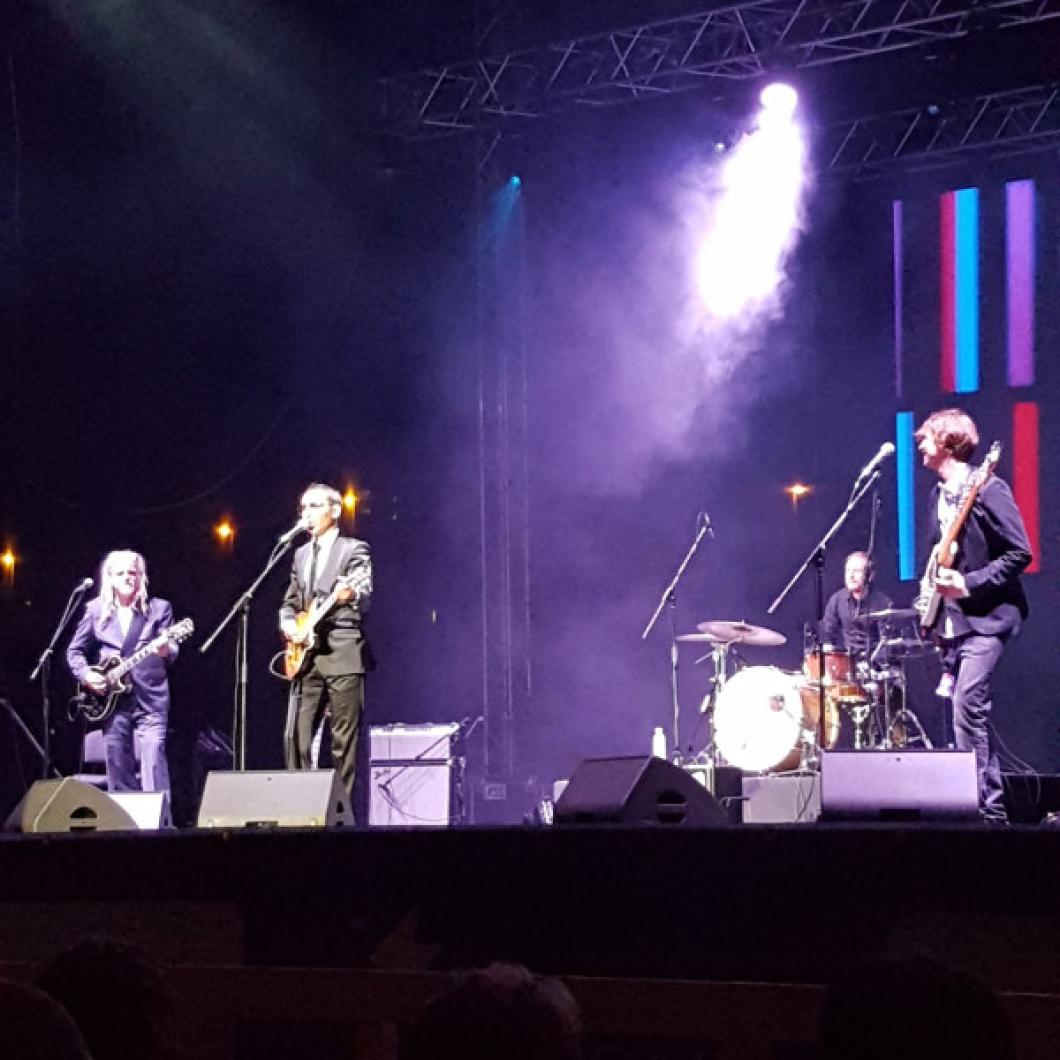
top-left (66, 550), bottom-right (180, 795)
top-left (280, 482), bottom-right (374, 813)
top-left (915, 408), bottom-right (1031, 823)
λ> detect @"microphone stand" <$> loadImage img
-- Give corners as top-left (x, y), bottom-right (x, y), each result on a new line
top-left (0, 698), bottom-right (61, 779)
top-left (199, 538), bottom-right (295, 770)
top-left (28, 582), bottom-right (91, 779)
top-left (767, 471), bottom-right (881, 760)
top-left (641, 513), bottom-right (714, 760)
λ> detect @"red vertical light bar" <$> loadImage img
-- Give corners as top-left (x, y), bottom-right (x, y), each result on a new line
top-left (939, 192), bottom-right (956, 393)
top-left (1012, 401), bottom-right (1040, 573)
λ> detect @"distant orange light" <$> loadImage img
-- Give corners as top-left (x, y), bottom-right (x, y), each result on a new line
top-left (0, 548), bottom-right (15, 579)
top-left (214, 520), bottom-right (235, 544)
top-left (342, 487), bottom-right (358, 516)
top-left (785, 482), bottom-right (812, 509)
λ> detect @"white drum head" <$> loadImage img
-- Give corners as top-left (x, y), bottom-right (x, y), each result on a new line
top-left (713, 665), bottom-right (804, 772)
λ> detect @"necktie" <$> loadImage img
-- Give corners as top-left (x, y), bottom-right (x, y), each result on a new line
top-left (307, 542), bottom-right (320, 600)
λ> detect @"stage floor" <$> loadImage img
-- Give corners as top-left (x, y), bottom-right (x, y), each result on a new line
top-left (2, 821), bottom-right (1059, 993)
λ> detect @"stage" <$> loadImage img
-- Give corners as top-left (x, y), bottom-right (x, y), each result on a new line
top-left (2, 821), bottom-right (1059, 993)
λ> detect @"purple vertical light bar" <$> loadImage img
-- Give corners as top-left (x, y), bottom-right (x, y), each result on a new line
top-left (1006, 179), bottom-right (1035, 387)
top-left (893, 199), bottom-right (903, 398)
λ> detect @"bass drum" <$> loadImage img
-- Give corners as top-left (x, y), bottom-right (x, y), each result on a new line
top-left (713, 666), bottom-right (839, 773)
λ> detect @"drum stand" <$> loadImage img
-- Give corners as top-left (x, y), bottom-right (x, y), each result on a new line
top-left (875, 663), bottom-right (932, 750)
top-left (695, 641), bottom-right (736, 764)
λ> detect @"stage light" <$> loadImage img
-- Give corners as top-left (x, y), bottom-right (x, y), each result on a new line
top-left (0, 548), bottom-right (15, 582)
top-left (342, 487), bottom-right (358, 517)
top-left (213, 520), bottom-right (234, 545)
top-left (760, 82), bottom-right (798, 117)
top-left (509, 174), bottom-right (522, 187)
top-left (785, 482), bottom-right (812, 509)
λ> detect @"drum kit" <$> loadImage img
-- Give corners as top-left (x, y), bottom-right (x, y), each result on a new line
top-left (679, 610), bottom-right (934, 774)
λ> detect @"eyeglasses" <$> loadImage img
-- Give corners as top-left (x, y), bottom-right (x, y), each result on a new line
top-left (299, 501), bottom-right (328, 511)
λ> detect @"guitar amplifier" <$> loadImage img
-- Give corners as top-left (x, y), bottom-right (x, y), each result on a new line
top-left (368, 723), bottom-right (463, 827)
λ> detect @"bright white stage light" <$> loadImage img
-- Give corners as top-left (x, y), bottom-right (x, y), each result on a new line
top-left (759, 82), bottom-right (798, 117)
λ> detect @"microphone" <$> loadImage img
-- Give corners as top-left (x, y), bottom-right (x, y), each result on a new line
top-left (277, 517), bottom-right (310, 545)
top-left (855, 442), bottom-right (895, 484)
top-left (701, 511), bottom-right (715, 538)
top-left (75, 577), bottom-right (94, 593)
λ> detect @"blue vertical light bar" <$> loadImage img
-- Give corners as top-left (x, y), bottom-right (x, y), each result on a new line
top-left (896, 411), bottom-right (917, 581)
top-left (954, 188), bottom-right (980, 393)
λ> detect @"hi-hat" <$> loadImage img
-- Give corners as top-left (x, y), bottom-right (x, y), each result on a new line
top-left (695, 620), bottom-right (786, 647)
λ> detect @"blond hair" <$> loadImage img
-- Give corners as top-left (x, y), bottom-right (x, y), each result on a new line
top-left (98, 550), bottom-right (149, 622)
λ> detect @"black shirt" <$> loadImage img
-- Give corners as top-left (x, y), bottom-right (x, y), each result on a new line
top-left (821, 586), bottom-right (893, 654)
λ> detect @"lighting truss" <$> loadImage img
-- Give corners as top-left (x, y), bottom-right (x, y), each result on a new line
top-left (381, 0), bottom-right (1060, 136)
top-left (823, 81), bottom-right (1060, 175)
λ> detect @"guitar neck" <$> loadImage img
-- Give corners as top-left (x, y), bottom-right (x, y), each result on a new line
top-left (109, 634), bottom-right (167, 680)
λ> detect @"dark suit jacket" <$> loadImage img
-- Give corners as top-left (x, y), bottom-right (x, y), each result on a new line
top-left (925, 475), bottom-right (1032, 637)
top-left (66, 597), bottom-right (177, 714)
top-left (280, 535), bottom-right (374, 676)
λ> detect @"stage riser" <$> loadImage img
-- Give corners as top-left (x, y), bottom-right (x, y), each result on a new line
top-left (1, 827), bottom-right (1059, 994)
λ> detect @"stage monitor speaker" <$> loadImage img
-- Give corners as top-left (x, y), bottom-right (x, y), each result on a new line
top-left (554, 756), bottom-right (728, 827)
top-left (821, 750), bottom-right (978, 821)
top-left (196, 769), bottom-right (352, 829)
top-left (5, 778), bottom-right (138, 834)
top-left (110, 791), bottom-right (172, 830)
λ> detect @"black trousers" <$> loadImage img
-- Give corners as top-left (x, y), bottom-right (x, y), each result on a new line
top-left (947, 632), bottom-right (1008, 822)
top-left (284, 669), bottom-right (364, 808)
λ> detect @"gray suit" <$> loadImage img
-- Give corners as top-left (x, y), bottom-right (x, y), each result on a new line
top-left (66, 597), bottom-right (177, 793)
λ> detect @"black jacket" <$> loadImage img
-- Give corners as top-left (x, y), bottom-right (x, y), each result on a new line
top-left (925, 475), bottom-right (1031, 637)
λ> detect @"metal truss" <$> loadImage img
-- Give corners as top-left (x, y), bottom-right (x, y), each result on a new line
top-left (381, 0), bottom-right (1060, 136)
top-left (823, 81), bottom-right (1060, 175)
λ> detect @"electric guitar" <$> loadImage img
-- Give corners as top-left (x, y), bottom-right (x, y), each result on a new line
top-left (71, 617), bottom-right (194, 723)
top-left (282, 568), bottom-right (371, 681)
top-left (915, 441), bottom-right (1001, 633)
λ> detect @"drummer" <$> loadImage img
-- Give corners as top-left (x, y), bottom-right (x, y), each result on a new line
top-left (820, 551), bottom-right (892, 656)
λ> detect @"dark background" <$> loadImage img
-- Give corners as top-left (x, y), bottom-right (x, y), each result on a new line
top-left (1, 1), bottom-right (1057, 823)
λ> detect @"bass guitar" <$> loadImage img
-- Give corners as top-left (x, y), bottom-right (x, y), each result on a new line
top-left (70, 617), bottom-right (195, 723)
top-left (282, 568), bottom-right (371, 681)
top-left (915, 441), bottom-right (1001, 633)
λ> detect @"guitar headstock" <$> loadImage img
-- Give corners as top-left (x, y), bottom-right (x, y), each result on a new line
top-left (974, 441), bottom-right (1002, 485)
top-left (167, 618), bottom-right (195, 644)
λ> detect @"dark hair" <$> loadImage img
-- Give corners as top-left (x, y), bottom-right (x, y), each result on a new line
top-left (820, 953), bottom-right (1012, 1060)
top-left (915, 408), bottom-right (979, 461)
top-left (36, 938), bottom-right (175, 1060)
top-left (401, 963), bottom-right (582, 1060)
top-left (0, 979), bottom-right (92, 1060)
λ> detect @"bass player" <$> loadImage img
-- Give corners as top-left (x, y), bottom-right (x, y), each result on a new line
top-left (66, 550), bottom-right (179, 795)
top-left (279, 482), bottom-right (374, 812)
top-left (915, 409), bottom-right (1031, 823)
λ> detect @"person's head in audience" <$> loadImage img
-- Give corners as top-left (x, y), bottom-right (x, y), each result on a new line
top-left (819, 952), bottom-right (1013, 1060)
top-left (36, 937), bottom-right (176, 1060)
top-left (401, 962), bottom-right (582, 1060)
top-left (0, 978), bottom-right (92, 1060)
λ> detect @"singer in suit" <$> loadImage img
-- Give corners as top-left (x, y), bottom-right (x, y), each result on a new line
top-left (279, 483), bottom-right (374, 811)
top-left (66, 550), bottom-right (178, 793)
top-left (915, 409), bottom-right (1031, 823)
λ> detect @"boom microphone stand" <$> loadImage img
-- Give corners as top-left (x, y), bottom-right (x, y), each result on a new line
top-left (199, 537), bottom-right (297, 770)
top-left (642, 512), bottom-right (715, 759)
top-left (28, 578), bottom-right (93, 778)
top-left (767, 471), bottom-right (881, 759)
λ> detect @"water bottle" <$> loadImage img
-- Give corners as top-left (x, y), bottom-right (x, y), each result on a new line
top-left (651, 726), bottom-right (667, 759)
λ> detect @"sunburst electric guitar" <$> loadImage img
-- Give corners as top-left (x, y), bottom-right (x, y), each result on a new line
top-left (282, 569), bottom-right (371, 681)
top-left (70, 617), bottom-right (195, 724)
top-left (915, 441), bottom-right (1001, 634)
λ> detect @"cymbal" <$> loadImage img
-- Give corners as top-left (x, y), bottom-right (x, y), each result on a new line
top-left (675, 632), bottom-right (724, 644)
top-left (695, 620), bottom-right (786, 648)
top-left (857, 607), bottom-right (919, 623)
top-left (879, 636), bottom-right (938, 658)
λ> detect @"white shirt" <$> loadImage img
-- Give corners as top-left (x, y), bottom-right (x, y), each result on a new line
top-left (305, 525), bottom-right (340, 591)
top-left (116, 604), bottom-right (135, 640)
